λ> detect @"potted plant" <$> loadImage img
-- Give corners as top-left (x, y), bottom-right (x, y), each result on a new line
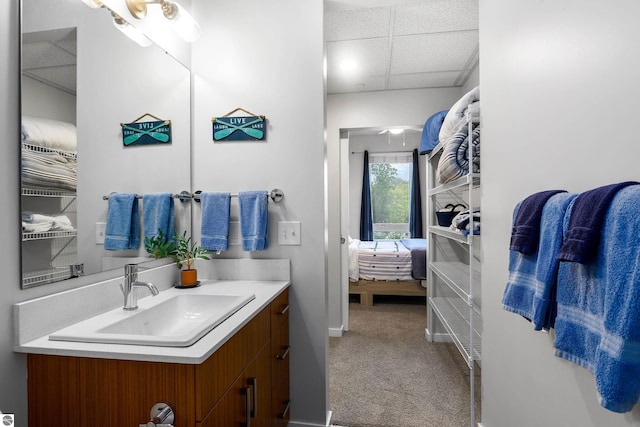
top-left (171, 230), bottom-right (210, 286)
top-left (144, 229), bottom-right (176, 260)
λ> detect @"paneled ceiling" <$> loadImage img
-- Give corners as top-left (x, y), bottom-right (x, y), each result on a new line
top-left (325, 0), bottom-right (479, 94)
top-left (22, 28), bottom-right (77, 96)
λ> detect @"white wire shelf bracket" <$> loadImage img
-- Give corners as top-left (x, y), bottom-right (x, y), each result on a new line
top-left (22, 267), bottom-right (72, 287)
top-left (428, 173), bottom-right (480, 196)
top-left (430, 261), bottom-right (481, 305)
top-left (21, 188), bottom-right (76, 198)
top-left (22, 230), bottom-right (78, 241)
top-left (429, 297), bottom-right (482, 367)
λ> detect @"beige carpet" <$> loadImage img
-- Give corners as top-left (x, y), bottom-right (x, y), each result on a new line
top-left (329, 297), bottom-right (481, 427)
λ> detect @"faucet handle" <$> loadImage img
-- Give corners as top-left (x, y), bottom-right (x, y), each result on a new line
top-left (139, 403), bottom-right (174, 427)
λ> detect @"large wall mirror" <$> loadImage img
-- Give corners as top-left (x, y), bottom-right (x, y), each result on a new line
top-left (20, 0), bottom-right (192, 289)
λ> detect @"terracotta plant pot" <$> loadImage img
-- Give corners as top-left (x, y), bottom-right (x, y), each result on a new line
top-left (180, 269), bottom-right (198, 286)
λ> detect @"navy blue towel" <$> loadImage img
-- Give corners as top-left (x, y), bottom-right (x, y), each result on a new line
top-left (509, 190), bottom-right (567, 254)
top-left (558, 181), bottom-right (639, 264)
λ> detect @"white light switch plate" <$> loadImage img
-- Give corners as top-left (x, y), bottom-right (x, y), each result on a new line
top-left (96, 222), bottom-right (106, 245)
top-left (278, 221), bottom-right (301, 245)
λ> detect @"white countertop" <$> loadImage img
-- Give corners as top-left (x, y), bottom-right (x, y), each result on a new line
top-left (15, 280), bottom-right (290, 364)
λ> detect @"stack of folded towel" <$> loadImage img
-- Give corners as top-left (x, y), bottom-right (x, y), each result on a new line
top-left (450, 209), bottom-right (480, 236)
top-left (22, 212), bottom-right (74, 233)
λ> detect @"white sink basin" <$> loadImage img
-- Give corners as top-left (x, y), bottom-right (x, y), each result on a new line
top-left (49, 293), bottom-right (255, 347)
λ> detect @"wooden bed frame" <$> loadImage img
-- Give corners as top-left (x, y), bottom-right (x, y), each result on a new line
top-left (349, 279), bottom-right (426, 306)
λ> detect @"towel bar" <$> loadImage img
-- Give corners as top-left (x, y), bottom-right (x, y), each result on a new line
top-left (193, 189), bottom-right (284, 203)
top-left (102, 191), bottom-right (193, 203)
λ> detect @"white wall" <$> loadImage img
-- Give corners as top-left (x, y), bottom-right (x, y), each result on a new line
top-left (190, 0), bottom-right (327, 425)
top-left (326, 87), bottom-right (462, 333)
top-left (21, 76), bottom-right (75, 123)
top-left (481, 1), bottom-right (640, 425)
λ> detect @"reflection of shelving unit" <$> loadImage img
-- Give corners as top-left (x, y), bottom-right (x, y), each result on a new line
top-left (21, 187), bottom-right (79, 288)
top-left (426, 111), bottom-right (481, 427)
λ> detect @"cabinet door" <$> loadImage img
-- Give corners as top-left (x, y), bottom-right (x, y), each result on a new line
top-left (199, 344), bottom-right (271, 427)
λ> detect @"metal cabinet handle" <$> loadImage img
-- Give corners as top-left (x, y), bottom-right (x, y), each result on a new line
top-left (279, 400), bottom-right (291, 419)
top-left (278, 304), bottom-right (290, 316)
top-left (244, 386), bottom-right (252, 427)
top-left (276, 345), bottom-right (290, 360)
top-left (249, 377), bottom-right (258, 418)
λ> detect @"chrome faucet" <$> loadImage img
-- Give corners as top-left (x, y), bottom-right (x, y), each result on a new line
top-left (120, 263), bottom-right (159, 310)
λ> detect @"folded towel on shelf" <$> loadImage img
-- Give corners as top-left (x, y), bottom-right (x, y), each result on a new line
top-left (557, 181), bottom-right (639, 264)
top-left (142, 192), bottom-right (174, 244)
top-left (104, 193), bottom-right (140, 250)
top-left (21, 212), bottom-right (74, 233)
top-left (21, 116), bottom-right (77, 152)
top-left (509, 189), bottom-right (567, 254)
top-left (239, 191), bottom-right (269, 251)
top-left (502, 192), bottom-right (578, 330)
top-left (200, 192), bottom-right (231, 252)
top-left (450, 209), bottom-right (480, 235)
top-left (554, 185), bottom-right (640, 413)
top-left (419, 110), bottom-right (448, 155)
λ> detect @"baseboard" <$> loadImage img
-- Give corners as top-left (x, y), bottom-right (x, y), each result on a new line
top-left (288, 410), bottom-right (333, 427)
top-left (329, 325), bottom-right (344, 337)
top-left (425, 328), bottom-right (454, 343)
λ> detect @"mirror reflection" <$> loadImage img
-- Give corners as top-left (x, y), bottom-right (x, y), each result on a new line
top-left (21, 0), bottom-right (191, 289)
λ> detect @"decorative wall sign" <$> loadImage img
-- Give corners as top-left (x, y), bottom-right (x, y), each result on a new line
top-left (212, 107), bottom-right (266, 141)
top-left (120, 113), bottom-right (172, 146)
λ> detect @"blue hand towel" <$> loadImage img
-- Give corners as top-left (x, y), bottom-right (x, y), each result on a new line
top-left (554, 185), bottom-right (640, 413)
top-left (419, 110), bottom-right (448, 155)
top-left (558, 181), bottom-right (639, 264)
top-left (509, 189), bottom-right (567, 254)
top-left (239, 191), bottom-right (268, 251)
top-left (502, 192), bottom-right (577, 330)
top-left (200, 192), bottom-right (231, 251)
top-left (104, 193), bottom-right (140, 250)
top-left (142, 192), bottom-right (174, 243)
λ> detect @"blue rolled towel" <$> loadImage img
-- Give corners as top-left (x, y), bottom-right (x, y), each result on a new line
top-left (558, 181), bottom-right (639, 264)
top-left (509, 189), bottom-right (567, 254)
top-left (104, 193), bottom-right (140, 250)
top-left (419, 109), bottom-right (448, 155)
top-left (502, 192), bottom-right (577, 330)
top-left (142, 192), bottom-right (174, 243)
top-left (200, 192), bottom-right (231, 251)
top-left (554, 186), bottom-right (640, 412)
top-left (239, 191), bottom-right (268, 251)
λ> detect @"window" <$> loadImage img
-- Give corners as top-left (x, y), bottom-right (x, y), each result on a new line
top-left (369, 153), bottom-right (412, 240)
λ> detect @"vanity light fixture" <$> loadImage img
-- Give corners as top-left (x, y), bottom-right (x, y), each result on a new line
top-left (125, 0), bottom-right (201, 42)
top-left (80, 0), bottom-right (103, 8)
top-left (112, 12), bottom-right (154, 47)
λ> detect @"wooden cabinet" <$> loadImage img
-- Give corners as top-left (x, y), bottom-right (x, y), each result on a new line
top-left (27, 288), bottom-right (290, 427)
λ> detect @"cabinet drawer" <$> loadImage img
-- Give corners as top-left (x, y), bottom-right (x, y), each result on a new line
top-left (270, 325), bottom-right (290, 391)
top-left (271, 377), bottom-right (290, 427)
top-left (195, 307), bottom-right (270, 421)
top-left (270, 288), bottom-right (289, 331)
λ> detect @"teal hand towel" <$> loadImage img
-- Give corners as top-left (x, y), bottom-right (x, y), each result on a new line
top-left (200, 192), bottom-right (231, 251)
top-left (143, 192), bottom-right (174, 243)
top-left (104, 193), bottom-right (140, 250)
top-left (239, 191), bottom-right (268, 251)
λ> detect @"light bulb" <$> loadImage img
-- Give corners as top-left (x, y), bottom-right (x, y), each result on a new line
top-left (113, 17), bottom-right (153, 47)
top-left (165, 2), bottom-right (200, 42)
top-left (389, 129), bottom-right (404, 135)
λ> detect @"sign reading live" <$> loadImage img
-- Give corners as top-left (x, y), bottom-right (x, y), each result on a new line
top-left (121, 120), bottom-right (172, 146)
top-left (212, 116), bottom-right (266, 141)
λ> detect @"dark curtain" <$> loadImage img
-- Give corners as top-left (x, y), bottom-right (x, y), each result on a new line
top-left (359, 150), bottom-right (373, 241)
top-left (409, 148), bottom-right (424, 238)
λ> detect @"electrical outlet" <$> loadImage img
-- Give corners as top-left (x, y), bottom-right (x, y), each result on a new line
top-left (278, 221), bottom-right (301, 245)
top-left (96, 222), bottom-right (106, 244)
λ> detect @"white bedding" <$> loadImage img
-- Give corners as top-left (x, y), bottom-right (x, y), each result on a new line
top-left (349, 238), bottom-right (414, 282)
top-left (22, 116), bottom-right (77, 152)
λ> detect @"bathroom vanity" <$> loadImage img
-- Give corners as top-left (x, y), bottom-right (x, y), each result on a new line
top-left (14, 260), bottom-right (291, 427)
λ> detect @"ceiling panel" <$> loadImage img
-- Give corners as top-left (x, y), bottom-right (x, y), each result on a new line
top-left (325, 0), bottom-right (479, 94)
top-left (390, 31), bottom-right (479, 74)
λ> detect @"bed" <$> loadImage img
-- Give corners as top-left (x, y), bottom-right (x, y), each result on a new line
top-left (348, 237), bottom-right (427, 305)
